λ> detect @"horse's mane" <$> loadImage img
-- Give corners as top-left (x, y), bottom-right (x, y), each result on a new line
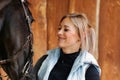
top-left (0, 0), bottom-right (11, 10)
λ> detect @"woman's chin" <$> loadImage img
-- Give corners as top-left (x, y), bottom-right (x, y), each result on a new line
top-left (58, 44), bottom-right (65, 48)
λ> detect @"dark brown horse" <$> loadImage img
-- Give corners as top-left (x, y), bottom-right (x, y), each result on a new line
top-left (0, 0), bottom-right (35, 80)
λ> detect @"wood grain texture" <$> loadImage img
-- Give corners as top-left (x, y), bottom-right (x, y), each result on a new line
top-left (99, 0), bottom-right (120, 80)
top-left (29, 0), bottom-right (47, 64)
top-left (69, 0), bottom-right (99, 59)
top-left (47, 0), bottom-right (69, 50)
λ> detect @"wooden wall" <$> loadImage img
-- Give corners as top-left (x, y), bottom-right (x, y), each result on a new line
top-left (99, 0), bottom-right (120, 80)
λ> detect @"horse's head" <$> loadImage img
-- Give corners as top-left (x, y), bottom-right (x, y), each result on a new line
top-left (0, 0), bottom-right (35, 80)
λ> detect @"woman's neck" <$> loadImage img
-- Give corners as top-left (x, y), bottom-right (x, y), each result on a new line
top-left (62, 48), bottom-right (80, 54)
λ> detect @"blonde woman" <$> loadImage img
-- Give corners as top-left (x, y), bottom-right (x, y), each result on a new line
top-left (34, 13), bottom-right (101, 80)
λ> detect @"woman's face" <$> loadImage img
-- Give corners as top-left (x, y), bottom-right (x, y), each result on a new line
top-left (57, 17), bottom-right (81, 49)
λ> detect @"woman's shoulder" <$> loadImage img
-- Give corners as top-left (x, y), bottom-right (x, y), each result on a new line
top-left (85, 64), bottom-right (100, 80)
top-left (33, 54), bottom-right (48, 79)
top-left (82, 51), bottom-right (101, 76)
top-left (34, 48), bottom-right (60, 69)
top-left (33, 55), bottom-right (48, 74)
top-left (82, 51), bottom-right (98, 65)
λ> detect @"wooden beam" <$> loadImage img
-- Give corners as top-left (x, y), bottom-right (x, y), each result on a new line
top-left (69, 0), bottom-right (76, 13)
top-left (29, 0), bottom-right (47, 64)
top-left (99, 0), bottom-right (120, 80)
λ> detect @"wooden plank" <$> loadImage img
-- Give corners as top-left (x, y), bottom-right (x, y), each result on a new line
top-left (69, 0), bottom-right (76, 13)
top-left (99, 0), bottom-right (120, 80)
top-left (47, 0), bottom-right (69, 50)
top-left (0, 68), bottom-right (8, 80)
top-left (73, 0), bottom-right (97, 27)
top-left (29, 0), bottom-right (47, 64)
top-left (69, 0), bottom-right (99, 59)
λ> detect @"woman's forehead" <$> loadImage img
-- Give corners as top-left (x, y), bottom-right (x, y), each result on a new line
top-left (60, 18), bottom-right (74, 26)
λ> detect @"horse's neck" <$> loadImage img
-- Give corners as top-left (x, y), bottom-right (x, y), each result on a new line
top-left (0, 0), bottom-right (11, 10)
top-left (0, 0), bottom-right (34, 79)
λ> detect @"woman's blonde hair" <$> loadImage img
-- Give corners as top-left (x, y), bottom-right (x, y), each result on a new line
top-left (60, 13), bottom-right (96, 54)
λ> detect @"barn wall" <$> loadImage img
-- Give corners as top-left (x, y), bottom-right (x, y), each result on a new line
top-left (29, 0), bottom-right (48, 64)
top-left (99, 0), bottom-right (120, 80)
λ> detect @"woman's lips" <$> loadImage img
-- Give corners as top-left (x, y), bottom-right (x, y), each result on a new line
top-left (58, 37), bottom-right (66, 41)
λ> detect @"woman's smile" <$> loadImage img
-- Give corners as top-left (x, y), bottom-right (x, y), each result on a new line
top-left (57, 17), bottom-right (81, 53)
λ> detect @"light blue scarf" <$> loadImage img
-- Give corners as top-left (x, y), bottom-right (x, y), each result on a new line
top-left (38, 48), bottom-right (101, 80)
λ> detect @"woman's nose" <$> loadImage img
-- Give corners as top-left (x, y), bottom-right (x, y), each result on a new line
top-left (58, 29), bottom-right (63, 35)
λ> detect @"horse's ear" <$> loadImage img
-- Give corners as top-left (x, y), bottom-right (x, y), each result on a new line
top-left (0, 0), bottom-right (11, 10)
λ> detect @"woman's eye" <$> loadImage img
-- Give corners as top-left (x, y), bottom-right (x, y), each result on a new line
top-left (58, 27), bottom-right (61, 30)
top-left (64, 29), bottom-right (69, 31)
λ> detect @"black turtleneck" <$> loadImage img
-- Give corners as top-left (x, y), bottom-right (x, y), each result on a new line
top-left (48, 49), bottom-right (100, 80)
top-left (48, 49), bottom-right (80, 80)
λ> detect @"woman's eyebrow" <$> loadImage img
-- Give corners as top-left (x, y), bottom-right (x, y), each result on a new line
top-left (64, 25), bottom-right (69, 28)
top-left (58, 24), bottom-right (69, 28)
